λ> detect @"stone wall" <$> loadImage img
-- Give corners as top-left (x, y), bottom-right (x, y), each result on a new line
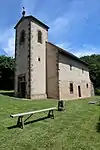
top-left (30, 21), bottom-right (48, 99)
top-left (46, 42), bottom-right (59, 99)
top-left (59, 53), bottom-right (92, 100)
top-left (15, 19), bottom-right (30, 98)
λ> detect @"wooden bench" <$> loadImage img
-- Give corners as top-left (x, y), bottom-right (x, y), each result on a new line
top-left (10, 107), bottom-right (56, 129)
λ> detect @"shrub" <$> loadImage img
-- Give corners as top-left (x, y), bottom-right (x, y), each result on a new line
top-left (95, 89), bottom-right (100, 96)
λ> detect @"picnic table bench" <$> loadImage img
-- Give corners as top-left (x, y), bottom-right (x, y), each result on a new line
top-left (10, 107), bottom-right (56, 129)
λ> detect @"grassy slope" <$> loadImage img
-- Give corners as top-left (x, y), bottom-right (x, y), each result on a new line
top-left (0, 95), bottom-right (100, 150)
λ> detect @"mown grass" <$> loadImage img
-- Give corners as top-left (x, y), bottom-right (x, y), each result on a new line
top-left (0, 95), bottom-right (100, 150)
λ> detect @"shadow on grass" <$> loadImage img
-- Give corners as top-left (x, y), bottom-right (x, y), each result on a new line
top-left (97, 103), bottom-right (100, 106)
top-left (0, 91), bottom-right (14, 97)
top-left (96, 116), bottom-right (100, 132)
top-left (7, 116), bottom-right (49, 129)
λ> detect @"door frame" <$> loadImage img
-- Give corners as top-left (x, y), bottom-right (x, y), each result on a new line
top-left (18, 74), bottom-right (26, 98)
top-left (19, 81), bottom-right (26, 98)
top-left (78, 85), bottom-right (81, 97)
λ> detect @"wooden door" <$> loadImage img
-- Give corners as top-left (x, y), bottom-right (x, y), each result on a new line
top-left (20, 82), bottom-right (26, 98)
top-left (78, 86), bottom-right (81, 97)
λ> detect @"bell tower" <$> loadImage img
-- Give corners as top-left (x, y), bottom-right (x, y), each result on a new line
top-left (14, 9), bottom-right (49, 99)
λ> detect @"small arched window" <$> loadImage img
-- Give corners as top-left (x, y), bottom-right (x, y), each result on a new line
top-left (20, 30), bottom-right (25, 45)
top-left (70, 83), bottom-right (74, 94)
top-left (70, 65), bottom-right (72, 71)
top-left (86, 83), bottom-right (88, 88)
top-left (82, 68), bottom-right (84, 74)
top-left (38, 30), bottom-right (42, 43)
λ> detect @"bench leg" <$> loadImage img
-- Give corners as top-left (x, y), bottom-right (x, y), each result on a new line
top-left (52, 110), bottom-right (54, 119)
top-left (21, 117), bottom-right (24, 129)
top-left (48, 110), bottom-right (54, 119)
top-left (17, 117), bottom-right (21, 127)
top-left (17, 116), bottom-right (24, 129)
top-left (24, 114), bottom-right (33, 123)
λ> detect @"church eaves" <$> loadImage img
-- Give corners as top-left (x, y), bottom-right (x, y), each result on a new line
top-left (14, 15), bottom-right (49, 30)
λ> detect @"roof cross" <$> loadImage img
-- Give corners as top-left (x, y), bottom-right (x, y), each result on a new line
top-left (22, 7), bottom-right (26, 17)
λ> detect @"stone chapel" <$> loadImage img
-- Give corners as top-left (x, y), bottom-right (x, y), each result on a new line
top-left (14, 10), bottom-right (94, 100)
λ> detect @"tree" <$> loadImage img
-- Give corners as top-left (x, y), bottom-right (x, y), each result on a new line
top-left (0, 56), bottom-right (15, 90)
top-left (80, 54), bottom-right (100, 91)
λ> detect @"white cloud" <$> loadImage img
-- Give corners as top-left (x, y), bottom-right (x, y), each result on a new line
top-left (49, 15), bottom-right (71, 35)
top-left (56, 42), bottom-right (71, 50)
top-left (49, 0), bottom-right (100, 39)
top-left (74, 44), bottom-right (100, 57)
top-left (0, 28), bottom-right (15, 57)
top-left (56, 42), bottom-right (99, 57)
top-left (0, 0), bottom-right (37, 57)
top-left (49, 0), bottom-right (87, 37)
top-left (0, 0), bottom-right (99, 57)
top-left (49, 0), bottom-right (100, 57)
top-left (73, 51), bottom-right (94, 57)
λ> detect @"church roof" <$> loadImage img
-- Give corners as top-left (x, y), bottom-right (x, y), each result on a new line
top-left (48, 42), bottom-right (88, 66)
top-left (14, 15), bottom-right (49, 30)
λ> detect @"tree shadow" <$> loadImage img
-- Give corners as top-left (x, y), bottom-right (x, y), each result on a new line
top-left (96, 116), bottom-right (100, 132)
top-left (7, 116), bottom-right (49, 129)
top-left (0, 91), bottom-right (14, 97)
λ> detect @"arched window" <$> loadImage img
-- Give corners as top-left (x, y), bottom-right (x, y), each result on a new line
top-left (70, 83), bottom-right (74, 94)
top-left (86, 83), bottom-right (88, 88)
top-left (38, 30), bottom-right (42, 43)
top-left (70, 65), bottom-right (72, 71)
top-left (82, 68), bottom-right (84, 74)
top-left (20, 30), bottom-right (25, 45)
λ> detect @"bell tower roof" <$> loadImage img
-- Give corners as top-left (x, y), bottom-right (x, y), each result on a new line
top-left (14, 11), bottom-right (49, 30)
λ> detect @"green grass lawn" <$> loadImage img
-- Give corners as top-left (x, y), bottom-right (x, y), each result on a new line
top-left (0, 95), bottom-right (100, 150)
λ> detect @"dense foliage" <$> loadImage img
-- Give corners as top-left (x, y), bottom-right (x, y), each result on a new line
top-left (80, 54), bottom-right (100, 95)
top-left (0, 56), bottom-right (15, 90)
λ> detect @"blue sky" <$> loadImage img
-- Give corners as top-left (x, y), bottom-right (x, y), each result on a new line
top-left (0, 0), bottom-right (100, 57)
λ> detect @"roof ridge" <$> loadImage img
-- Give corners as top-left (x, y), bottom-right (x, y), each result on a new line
top-left (47, 42), bottom-right (88, 66)
top-left (14, 15), bottom-right (49, 30)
